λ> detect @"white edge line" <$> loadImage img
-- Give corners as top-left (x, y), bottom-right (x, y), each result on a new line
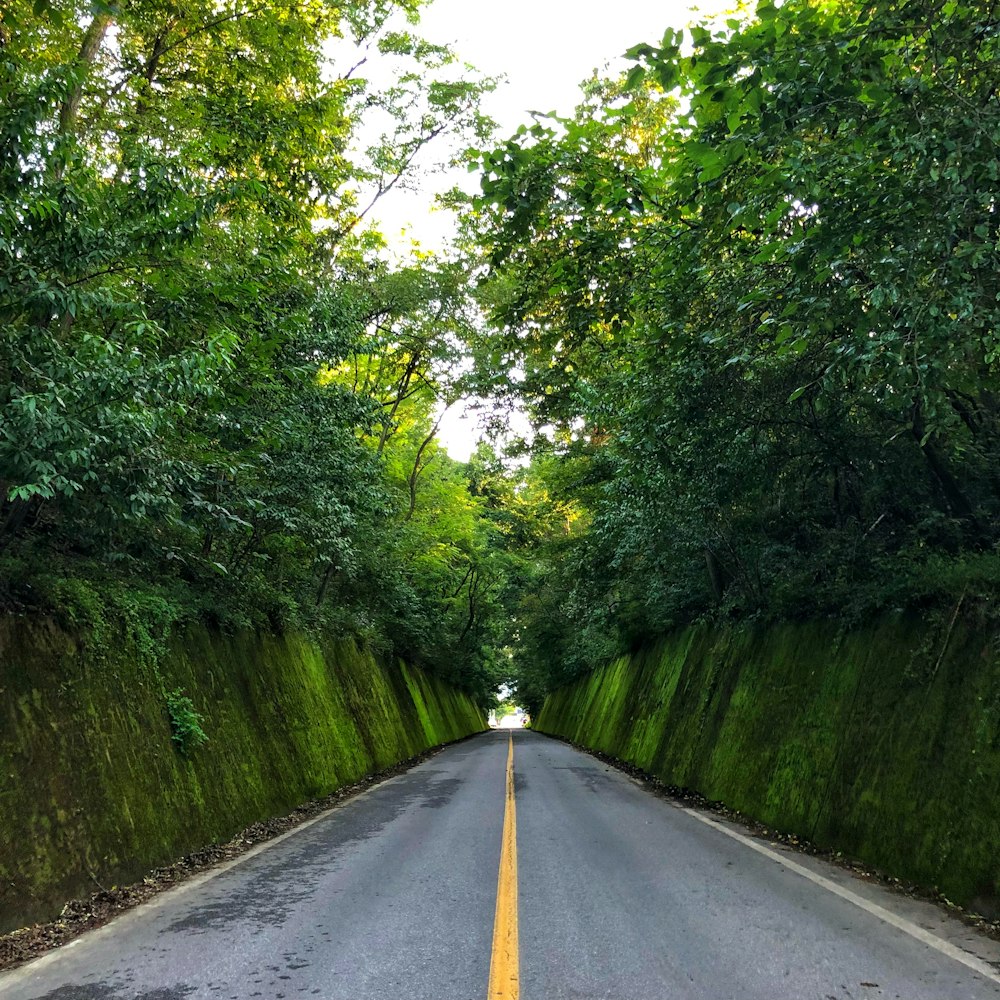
top-left (0, 768), bottom-right (411, 988)
top-left (680, 806), bottom-right (1000, 987)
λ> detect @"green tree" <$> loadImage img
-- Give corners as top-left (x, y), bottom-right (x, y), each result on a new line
top-left (468, 0), bottom-right (1000, 701)
top-left (0, 0), bottom-right (505, 702)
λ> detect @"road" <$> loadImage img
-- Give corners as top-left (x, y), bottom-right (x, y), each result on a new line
top-left (3, 730), bottom-right (999, 1000)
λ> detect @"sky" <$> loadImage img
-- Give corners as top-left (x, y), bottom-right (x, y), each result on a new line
top-left (368, 0), bottom-right (709, 458)
top-left (374, 0), bottom-right (705, 247)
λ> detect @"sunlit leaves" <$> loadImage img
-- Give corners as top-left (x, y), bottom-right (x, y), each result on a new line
top-left (0, 0), bottom-right (510, 699)
top-left (468, 0), bottom-right (1000, 699)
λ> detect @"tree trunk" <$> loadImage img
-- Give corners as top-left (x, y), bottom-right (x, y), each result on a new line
top-left (405, 418), bottom-right (442, 522)
top-left (704, 545), bottom-right (728, 603)
top-left (58, 13), bottom-right (114, 141)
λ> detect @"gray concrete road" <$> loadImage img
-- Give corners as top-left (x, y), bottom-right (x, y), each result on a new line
top-left (2, 730), bottom-right (999, 999)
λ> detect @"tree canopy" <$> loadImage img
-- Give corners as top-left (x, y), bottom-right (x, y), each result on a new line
top-left (0, 0), bottom-right (507, 702)
top-left (466, 0), bottom-right (1000, 710)
top-left (3, 0), bottom-right (998, 712)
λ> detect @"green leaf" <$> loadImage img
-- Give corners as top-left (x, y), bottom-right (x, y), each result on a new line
top-left (625, 65), bottom-right (646, 91)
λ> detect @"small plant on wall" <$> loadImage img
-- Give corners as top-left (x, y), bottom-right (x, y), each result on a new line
top-left (165, 689), bottom-right (209, 757)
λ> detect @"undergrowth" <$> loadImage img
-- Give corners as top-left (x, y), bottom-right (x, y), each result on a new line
top-left (165, 689), bottom-right (209, 757)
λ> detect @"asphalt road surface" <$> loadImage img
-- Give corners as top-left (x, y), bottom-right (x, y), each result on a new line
top-left (3, 730), bottom-right (1000, 1000)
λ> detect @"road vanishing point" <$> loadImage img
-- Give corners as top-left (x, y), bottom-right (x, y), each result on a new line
top-left (3, 730), bottom-right (1000, 1000)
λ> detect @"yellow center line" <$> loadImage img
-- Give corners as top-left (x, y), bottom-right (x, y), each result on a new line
top-left (487, 732), bottom-right (519, 999)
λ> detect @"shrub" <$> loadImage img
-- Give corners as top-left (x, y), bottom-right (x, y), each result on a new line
top-left (165, 688), bottom-right (209, 757)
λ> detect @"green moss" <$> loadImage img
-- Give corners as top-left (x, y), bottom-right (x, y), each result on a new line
top-left (536, 614), bottom-right (1000, 916)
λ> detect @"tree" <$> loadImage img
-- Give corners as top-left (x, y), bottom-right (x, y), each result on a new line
top-left (0, 0), bottom-right (505, 702)
top-left (468, 0), bottom-right (1000, 700)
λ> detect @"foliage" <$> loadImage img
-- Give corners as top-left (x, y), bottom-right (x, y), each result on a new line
top-left (0, 0), bottom-right (509, 703)
top-left (165, 688), bottom-right (209, 758)
top-left (9, 0), bottom-right (998, 716)
top-left (494, 699), bottom-right (517, 720)
top-left (467, 0), bottom-right (1000, 702)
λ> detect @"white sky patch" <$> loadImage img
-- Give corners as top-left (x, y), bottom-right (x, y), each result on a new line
top-left (362, 0), bottom-right (714, 460)
top-left (437, 402), bottom-right (484, 462)
top-left (372, 0), bottom-right (707, 251)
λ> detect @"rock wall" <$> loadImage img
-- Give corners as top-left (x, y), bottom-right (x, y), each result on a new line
top-left (0, 618), bottom-right (485, 932)
top-left (536, 616), bottom-right (1000, 915)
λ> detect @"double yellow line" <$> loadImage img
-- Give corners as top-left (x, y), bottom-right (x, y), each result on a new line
top-left (487, 733), bottom-right (519, 998)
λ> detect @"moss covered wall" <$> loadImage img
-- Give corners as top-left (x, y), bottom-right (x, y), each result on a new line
top-left (536, 616), bottom-right (1000, 915)
top-left (0, 618), bottom-right (485, 933)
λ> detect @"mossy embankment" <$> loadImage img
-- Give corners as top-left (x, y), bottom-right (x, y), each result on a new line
top-left (0, 617), bottom-right (485, 933)
top-left (535, 615), bottom-right (1000, 915)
